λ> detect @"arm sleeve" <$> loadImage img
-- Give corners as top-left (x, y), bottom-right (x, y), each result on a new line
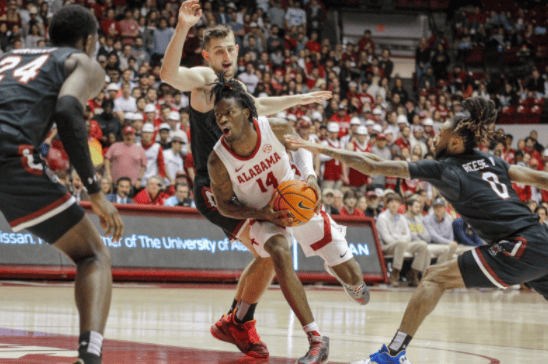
top-left (291, 148), bottom-right (316, 179)
top-left (53, 96), bottom-right (100, 194)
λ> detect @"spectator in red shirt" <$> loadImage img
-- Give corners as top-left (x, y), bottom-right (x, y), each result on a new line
top-left (134, 175), bottom-right (169, 206)
top-left (305, 30), bottom-right (321, 53)
top-left (358, 29), bottom-right (375, 54)
top-left (330, 103), bottom-right (351, 138)
top-left (100, 8), bottom-right (122, 38)
top-left (394, 125), bottom-right (412, 152)
top-left (340, 191), bottom-right (366, 218)
top-left (119, 8), bottom-right (139, 45)
top-left (524, 137), bottom-right (544, 171)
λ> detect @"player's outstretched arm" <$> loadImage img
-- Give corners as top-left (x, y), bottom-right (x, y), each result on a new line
top-left (284, 135), bottom-right (411, 179)
top-left (252, 91), bottom-right (332, 117)
top-left (208, 150), bottom-right (294, 226)
top-left (54, 54), bottom-right (124, 241)
top-left (159, 0), bottom-right (216, 92)
top-left (508, 165), bottom-right (548, 190)
top-left (269, 118), bottom-right (321, 212)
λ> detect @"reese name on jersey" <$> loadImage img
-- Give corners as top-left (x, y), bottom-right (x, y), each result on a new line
top-left (461, 158), bottom-right (493, 173)
top-left (236, 151), bottom-right (281, 184)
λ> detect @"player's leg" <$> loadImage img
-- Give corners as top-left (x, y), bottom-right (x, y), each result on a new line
top-left (195, 179), bottom-right (273, 358)
top-left (427, 243), bottom-right (455, 265)
top-left (234, 224), bottom-right (275, 319)
top-left (263, 233), bottom-right (329, 364)
top-left (0, 157), bottom-right (112, 364)
top-left (351, 259), bottom-right (465, 364)
top-left (51, 215), bottom-right (112, 364)
top-left (295, 212), bottom-right (369, 304)
top-left (327, 257), bottom-right (370, 305)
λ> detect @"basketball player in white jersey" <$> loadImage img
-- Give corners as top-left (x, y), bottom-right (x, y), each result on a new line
top-left (208, 75), bottom-right (370, 364)
top-left (161, 1), bottom-right (333, 357)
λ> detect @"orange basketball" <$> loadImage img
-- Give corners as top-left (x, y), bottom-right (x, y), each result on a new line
top-left (273, 180), bottom-right (317, 226)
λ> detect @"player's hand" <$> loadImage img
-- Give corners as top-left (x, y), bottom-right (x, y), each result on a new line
top-left (284, 135), bottom-right (323, 155)
top-left (90, 192), bottom-right (124, 242)
top-left (178, 0), bottom-right (202, 28)
top-left (259, 191), bottom-right (294, 227)
top-left (298, 91), bottom-right (333, 105)
top-left (135, 180), bottom-right (142, 190)
top-left (305, 175), bottom-right (322, 214)
top-left (451, 241), bottom-right (458, 249)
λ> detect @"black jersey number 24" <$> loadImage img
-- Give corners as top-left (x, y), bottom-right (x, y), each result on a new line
top-left (0, 54), bottom-right (50, 84)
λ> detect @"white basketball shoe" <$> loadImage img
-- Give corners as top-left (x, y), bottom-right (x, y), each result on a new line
top-left (324, 261), bottom-right (370, 305)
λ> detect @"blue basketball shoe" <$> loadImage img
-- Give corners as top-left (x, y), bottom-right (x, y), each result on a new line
top-left (350, 345), bottom-right (412, 364)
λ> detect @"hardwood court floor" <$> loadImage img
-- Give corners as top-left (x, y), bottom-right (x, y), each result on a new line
top-left (0, 281), bottom-right (546, 363)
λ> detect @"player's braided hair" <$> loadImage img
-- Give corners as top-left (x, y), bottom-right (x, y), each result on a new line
top-left (208, 71), bottom-right (258, 124)
top-left (451, 97), bottom-right (497, 153)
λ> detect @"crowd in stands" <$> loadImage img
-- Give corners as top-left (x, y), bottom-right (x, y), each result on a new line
top-left (3, 0), bottom-right (548, 284)
top-left (418, 3), bottom-right (548, 123)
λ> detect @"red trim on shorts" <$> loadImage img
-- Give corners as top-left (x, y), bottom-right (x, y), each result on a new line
top-left (310, 210), bottom-right (333, 251)
top-left (200, 186), bottom-right (217, 212)
top-left (221, 118), bottom-right (261, 161)
top-left (9, 193), bottom-right (72, 228)
top-left (230, 219), bottom-right (247, 240)
top-left (514, 237), bottom-right (527, 259)
top-left (476, 247), bottom-right (510, 288)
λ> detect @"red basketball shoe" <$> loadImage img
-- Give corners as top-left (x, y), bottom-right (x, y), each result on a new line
top-left (210, 312), bottom-right (269, 358)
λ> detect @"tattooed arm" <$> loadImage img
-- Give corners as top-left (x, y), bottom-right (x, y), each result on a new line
top-left (284, 135), bottom-right (411, 179)
top-left (208, 150), bottom-right (294, 226)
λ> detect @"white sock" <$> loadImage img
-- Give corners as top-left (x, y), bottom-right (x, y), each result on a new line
top-left (303, 321), bottom-right (320, 336)
top-left (87, 331), bottom-right (103, 357)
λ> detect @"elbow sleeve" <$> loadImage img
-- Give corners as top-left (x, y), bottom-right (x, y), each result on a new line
top-left (53, 96), bottom-right (100, 194)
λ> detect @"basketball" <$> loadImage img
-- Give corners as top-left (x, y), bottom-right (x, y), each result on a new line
top-left (273, 180), bottom-right (318, 226)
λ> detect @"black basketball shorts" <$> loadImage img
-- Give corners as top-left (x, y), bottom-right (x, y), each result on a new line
top-left (193, 174), bottom-right (248, 241)
top-left (0, 148), bottom-right (85, 243)
top-left (458, 224), bottom-right (548, 301)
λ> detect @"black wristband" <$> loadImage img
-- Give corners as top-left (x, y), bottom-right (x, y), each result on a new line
top-left (53, 95), bottom-right (100, 195)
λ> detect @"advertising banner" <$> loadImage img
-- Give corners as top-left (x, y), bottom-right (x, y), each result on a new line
top-left (0, 204), bottom-right (387, 283)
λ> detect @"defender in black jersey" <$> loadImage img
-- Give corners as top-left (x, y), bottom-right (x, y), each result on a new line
top-left (286, 97), bottom-right (548, 364)
top-left (0, 6), bottom-right (123, 364)
top-left (161, 1), bottom-right (332, 358)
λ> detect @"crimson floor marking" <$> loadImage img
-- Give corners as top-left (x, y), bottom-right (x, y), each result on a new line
top-left (0, 328), bottom-right (344, 363)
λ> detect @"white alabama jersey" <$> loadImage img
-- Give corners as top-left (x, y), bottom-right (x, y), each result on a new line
top-left (213, 117), bottom-right (297, 210)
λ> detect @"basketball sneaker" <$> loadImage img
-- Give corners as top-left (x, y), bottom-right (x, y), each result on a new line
top-left (295, 331), bottom-right (329, 364)
top-left (350, 344), bottom-right (413, 364)
top-left (210, 312), bottom-right (269, 358)
top-left (324, 262), bottom-right (370, 305)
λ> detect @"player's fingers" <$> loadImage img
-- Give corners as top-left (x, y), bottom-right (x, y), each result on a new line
top-left (314, 198), bottom-right (322, 213)
top-left (104, 213), bottom-right (114, 238)
top-left (99, 216), bottom-right (107, 230)
top-left (112, 213), bottom-right (124, 242)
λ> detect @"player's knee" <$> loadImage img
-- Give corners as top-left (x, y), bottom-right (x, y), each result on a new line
top-left (417, 240), bottom-right (428, 252)
top-left (265, 240), bottom-right (291, 267)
